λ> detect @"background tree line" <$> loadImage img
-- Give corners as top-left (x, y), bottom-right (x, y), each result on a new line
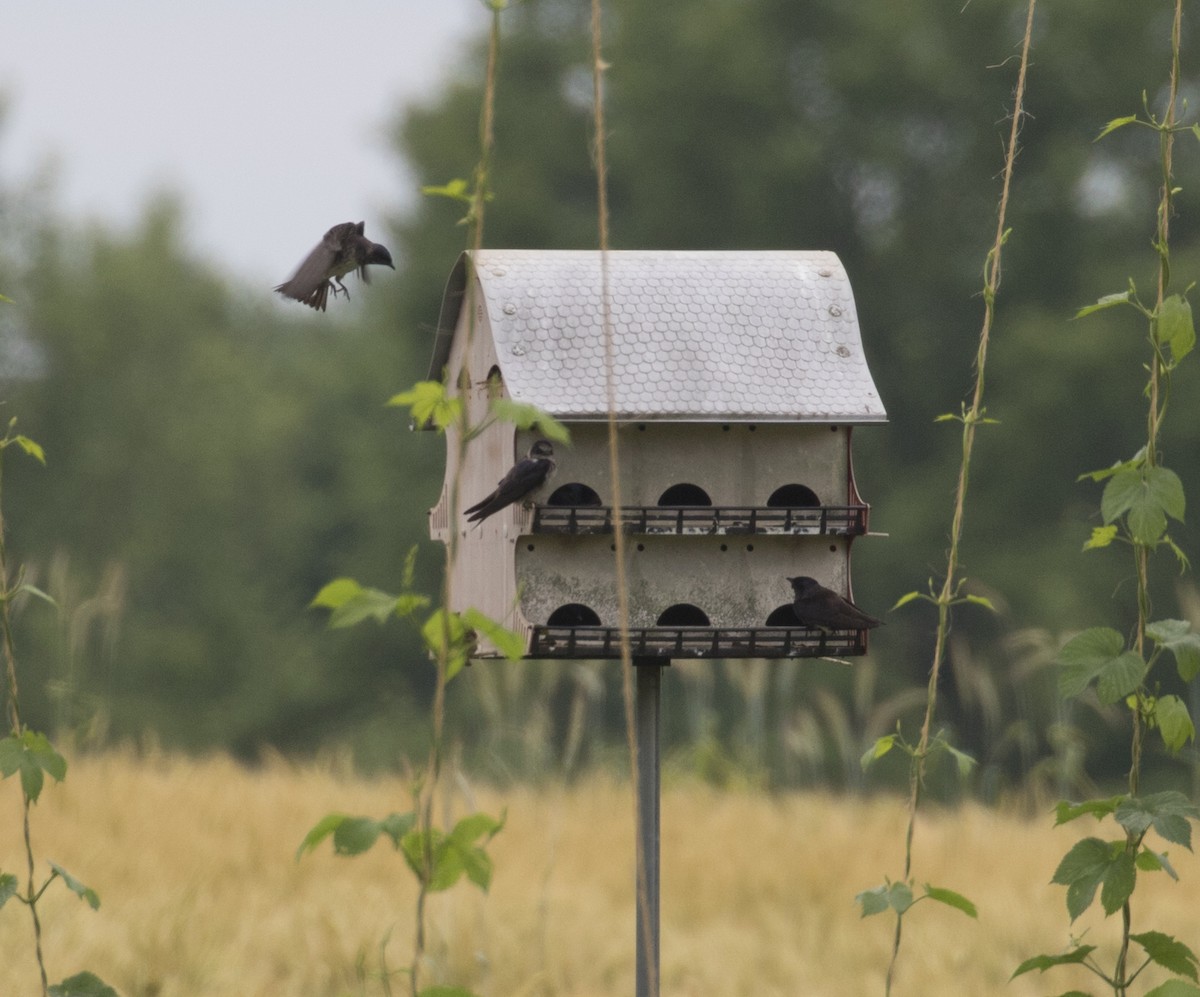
top-left (2, 0), bottom-right (1199, 795)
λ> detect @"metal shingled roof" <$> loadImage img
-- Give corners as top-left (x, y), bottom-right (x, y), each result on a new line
top-left (428, 249), bottom-right (887, 423)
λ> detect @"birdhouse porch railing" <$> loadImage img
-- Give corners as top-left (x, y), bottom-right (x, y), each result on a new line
top-left (530, 503), bottom-right (869, 537)
top-left (529, 623), bottom-right (868, 659)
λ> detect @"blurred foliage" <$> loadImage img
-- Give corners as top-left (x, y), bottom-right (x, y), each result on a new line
top-left (2, 0), bottom-right (1200, 792)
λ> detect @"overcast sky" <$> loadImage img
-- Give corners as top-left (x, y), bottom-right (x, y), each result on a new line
top-left (2, 2), bottom-right (484, 288)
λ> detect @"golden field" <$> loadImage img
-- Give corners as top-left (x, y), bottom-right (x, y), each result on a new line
top-left (1, 750), bottom-right (1197, 996)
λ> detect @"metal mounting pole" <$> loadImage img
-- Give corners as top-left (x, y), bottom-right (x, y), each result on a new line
top-left (634, 656), bottom-right (663, 997)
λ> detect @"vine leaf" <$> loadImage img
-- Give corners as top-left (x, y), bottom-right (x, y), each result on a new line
top-left (1011, 945), bottom-right (1096, 979)
top-left (1115, 792), bottom-right (1198, 850)
top-left (1051, 836), bottom-right (1133, 919)
top-left (1057, 628), bottom-right (1145, 704)
top-left (1131, 931), bottom-right (1200, 983)
top-left (1156, 294), bottom-right (1196, 364)
top-left (1147, 619), bottom-right (1200, 682)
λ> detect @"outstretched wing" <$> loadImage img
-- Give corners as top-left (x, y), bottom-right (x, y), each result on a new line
top-left (274, 223), bottom-right (359, 309)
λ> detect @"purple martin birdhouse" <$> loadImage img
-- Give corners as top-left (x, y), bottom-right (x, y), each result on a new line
top-left (425, 250), bottom-right (886, 659)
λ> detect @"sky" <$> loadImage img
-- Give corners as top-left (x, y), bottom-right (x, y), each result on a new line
top-left (2, 2), bottom-right (484, 289)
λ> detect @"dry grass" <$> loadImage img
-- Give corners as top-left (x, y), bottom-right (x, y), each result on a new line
top-left (1, 750), bottom-right (1197, 996)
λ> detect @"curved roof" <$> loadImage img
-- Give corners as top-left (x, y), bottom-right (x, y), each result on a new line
top-left (427, 249), bottom-right (886, 423)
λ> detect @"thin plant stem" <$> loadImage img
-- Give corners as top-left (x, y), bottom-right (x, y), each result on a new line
top-left (886, 2), bottom-right (1037, 992)
top-left (589, 3), bottom-right (655, 993)
top-left (1, 444), bottom-right (49, 996)
top-left (1114, 3), bottom-right (1183, 990)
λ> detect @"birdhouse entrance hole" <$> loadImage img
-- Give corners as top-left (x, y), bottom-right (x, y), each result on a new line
top-left (656, 604), bottom-right (712, 627)
top-left (547, 483), bottom-right (603, 506)
top-left (547, 603), bottom-right (602, 626)
top-left (657, 484), bottom-right (712, 506)
top-left (768, 484), bottom-right (821, 507)
top-left (766, 605), bottom-right (801, 626)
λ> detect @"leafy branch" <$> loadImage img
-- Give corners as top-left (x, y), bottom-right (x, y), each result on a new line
top-left (1020, 2), bottom-right (1200, 993)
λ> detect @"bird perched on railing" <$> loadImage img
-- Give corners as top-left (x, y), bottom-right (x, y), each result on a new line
top-left (465, 440), bottom-right (557, 524)
top-left (787, 576), bottom-right (883, 631)
top-left (275, 221), bottom-right (394, 311)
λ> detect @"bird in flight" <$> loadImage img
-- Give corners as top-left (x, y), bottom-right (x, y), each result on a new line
top-left (465, 440), bottom-right (557, 524)
top-left (787, 576), bottom-right (884, 631)
top-left (275, 221), bottom-right (394, 311)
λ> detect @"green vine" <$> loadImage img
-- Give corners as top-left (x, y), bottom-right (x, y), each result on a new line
top-left (1014, 3), bottom-right (1200, 994)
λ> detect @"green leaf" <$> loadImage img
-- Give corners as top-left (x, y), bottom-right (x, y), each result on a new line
top-left (890, 590), bottom-right (924, 610)
top-left (1115, 791), bottom-right (1198, 849)
top-left (1076, 289), bottom-right (1133, 318)
top-left (1083, 524), bottom-right (1119, 551)
top-left (1052, 836), bottom-right (1121, 920)
top-left (48, 973), bottom-right (119, 997)
top-left (488, 399), bottom-right (571, 445)
top-left (47, 862), bottom-right (100, 910)
top-left (1147, 465), bottom-right (1186, 522)
top-left (14, 582), bottom-right (57, 608)
top-left (932, 736), bottom-right (977, 778)
top-left (332, 588), bottom-right (406, 628)
top-left (1132, 931), bottom-right (1200, 982)
top-left (923, 884), bottom-right (977, 918)
top-left (961, 593), bottom-right (995, 611)
top-left (854, 881), bottom-right (913, 917)
top-left (401, 545), bottom-right (420, 590)
top-left (388, 381), bottom-right (463, 430)
top-left (1100, 468), bottom-right (1144, 522)
top-left (855, 883), bottom-right (892, 917)
top-left (1011, 945), bottom-right (1096, 978)
top-left (0, 731), bottom-right (68, 803)
top-left (1136, 847), bottom-right (1179, 880)
top-left (1055, 796), bottom-right (1123, 826)
top-left (1057, 628), bottom-right (1145, 704)
top-left (1099, 850), bottom-right (1136, 915)
top-left (1078, 452), bottom-right (1143, 483)
top-left (296, 813), bottom-right (347, 860)
top-left (1095, 115), bottom-right (1140, 140)
top-left (330, 816), bottom-right (385, 855)
top-left (1154, 695), bottom-right (1196, 753)
top-left (1147, 620), bottom-right (1200, 681)
top-left (295, 812), bottom-right (416, 859)
top-left (309, 577), bottom-right (362, 609)
top-left (1144, 980), bottom-right (1200, 997)
top-left (0, 872), bottom-right (17, 910)
top-left (422, 609), bottom-right (473, 678)
top-left (395, 593), bottom-right (433, 618)
top-left (13, 435), bottom-right (46, 465)
top-left (1102, 465), bottom-right (1185, 544)
top-left (1156, 294), bottom-right (1196, 364)
top-left (380, 811), bottom-right (418, 848)
top-left (420, 178), bottom-right (473, 203)
top-left (311, 579), bottom-right (415, 628)
top-left (461, 608), bottom-right (525, 662)
top-left (861, 733), bottom-right (898, 771)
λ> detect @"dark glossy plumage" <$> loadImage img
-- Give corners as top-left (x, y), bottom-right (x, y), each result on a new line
top-left (465, 440), bottom-right (556, 524)
top-left (787, 575), bottom-right (883, 631)
top-left (275, 221), bottom-right (394, 311)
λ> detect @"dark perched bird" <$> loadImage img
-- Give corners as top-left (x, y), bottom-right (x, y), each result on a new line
top-left (274, 221), bottom-right (394, 310)
top-left (787, 576), bottom-right (884, 631)
top-left (465, 440), bottom-right (556, 524)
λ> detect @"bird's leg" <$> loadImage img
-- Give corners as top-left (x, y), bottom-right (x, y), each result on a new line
top-left (333, 276), bottom-right (351, 300)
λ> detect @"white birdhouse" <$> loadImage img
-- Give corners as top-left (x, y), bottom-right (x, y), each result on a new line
top-left (425, 250), bottom-right (886, 658)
